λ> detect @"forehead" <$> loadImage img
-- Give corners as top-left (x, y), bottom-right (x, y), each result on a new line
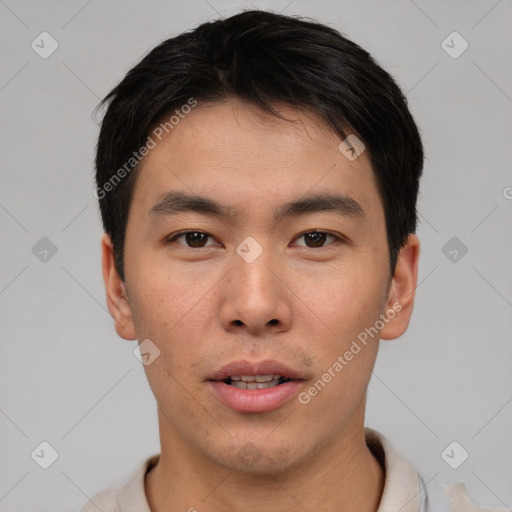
top-left (130, 98), bottom-right (382, 223)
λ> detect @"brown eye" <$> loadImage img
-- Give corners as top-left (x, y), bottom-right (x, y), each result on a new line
top-left (185, 232), bottom-right (208, 247)
top-left (305, 232), bottom-right (327, 247)
top-left (294, 231), bottom-right (340, 248)
top-left (167, 231), bottom-right (216, 248)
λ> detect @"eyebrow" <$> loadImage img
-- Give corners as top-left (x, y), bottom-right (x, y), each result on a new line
top-left (147, 190), bottom-right (364, 223)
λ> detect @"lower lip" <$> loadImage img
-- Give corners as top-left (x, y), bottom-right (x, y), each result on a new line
top-left (207, 380), bottom-right (304, 413)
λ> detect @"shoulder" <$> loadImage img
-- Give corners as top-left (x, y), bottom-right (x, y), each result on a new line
top-left (79, 454), bottom-right (160, 512)
top-left (80, 487), bottom-right (120, 512)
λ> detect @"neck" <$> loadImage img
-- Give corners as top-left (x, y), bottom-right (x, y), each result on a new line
top-left (146, 403), bottom-right (384, 512)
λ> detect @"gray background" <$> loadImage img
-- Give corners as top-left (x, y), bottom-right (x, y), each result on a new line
top-left (1, 1), bottom-right (511, 510)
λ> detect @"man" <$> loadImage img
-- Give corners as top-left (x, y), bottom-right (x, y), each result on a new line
top-left (84, 9), bottom-right (491, 512)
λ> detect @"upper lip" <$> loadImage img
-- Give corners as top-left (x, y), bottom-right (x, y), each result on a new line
top-left (207, 360), bottom-right (305, 381)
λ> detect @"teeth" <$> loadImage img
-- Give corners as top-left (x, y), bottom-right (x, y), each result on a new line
top-left (254, 375), bottom-right (275, 382)
top-left (231, 375), bottom-right (280, 383)
top-left (230, 377), bottom-right (281, 390)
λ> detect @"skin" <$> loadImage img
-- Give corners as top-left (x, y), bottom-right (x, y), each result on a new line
top-left (102, 98), bottom-right (420, 512)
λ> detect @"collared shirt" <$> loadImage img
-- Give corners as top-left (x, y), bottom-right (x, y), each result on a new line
top-left (79, 427), bottom-right (491, 512)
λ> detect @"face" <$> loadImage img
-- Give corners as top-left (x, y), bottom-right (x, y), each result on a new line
top-left (102, 98), bottom-right (419, 475)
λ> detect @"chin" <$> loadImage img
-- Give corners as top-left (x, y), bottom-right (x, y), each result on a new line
top-left (209, 438), bottom-right (309, 477)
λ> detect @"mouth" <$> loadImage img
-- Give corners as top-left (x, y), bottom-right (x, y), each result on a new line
top-left (207, 359), bottom-right (305, 383)
top-left (206, 360), bottom-right (306, 413)
top-left (222, 375), bottom-right (293, 390)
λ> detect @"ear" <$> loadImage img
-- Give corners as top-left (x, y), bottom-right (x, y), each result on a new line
top-left (101, 233), bottom-right (137, 340)
top-left (380, 233), bottom-right (420, 340)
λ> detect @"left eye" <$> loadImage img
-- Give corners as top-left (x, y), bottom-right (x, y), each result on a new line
top-left (293, 231), bottom-right (340, 248)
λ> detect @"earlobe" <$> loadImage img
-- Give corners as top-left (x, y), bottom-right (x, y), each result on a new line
top-left (380, 234), bottom-right (420, 340)
top-left (101, 233), bottom-right (137, 340)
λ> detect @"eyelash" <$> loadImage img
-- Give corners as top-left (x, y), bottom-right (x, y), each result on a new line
top-left (164, 230), bottom-right (345, 249)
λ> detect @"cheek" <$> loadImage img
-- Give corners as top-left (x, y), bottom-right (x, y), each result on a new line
top-left (127, 262), bottom-right (201, 337)
top-left (296, 260), bottom-right (387, 342)
top-left (127, 267), bottom-right (216, 383)
top-left (299, 269), bottom-right (382, 413)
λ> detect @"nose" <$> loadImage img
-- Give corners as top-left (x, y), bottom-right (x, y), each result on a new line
top-left (219, 244), bottom-right (292, 336)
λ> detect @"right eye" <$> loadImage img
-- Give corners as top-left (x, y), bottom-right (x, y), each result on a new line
top-left (164, 231), bottom-right (219, 248)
